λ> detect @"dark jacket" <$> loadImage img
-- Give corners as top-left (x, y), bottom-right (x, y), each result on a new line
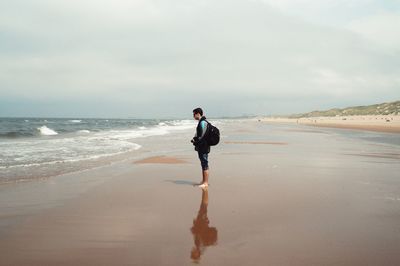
top-left (193, 116), bottom-right (210, 154)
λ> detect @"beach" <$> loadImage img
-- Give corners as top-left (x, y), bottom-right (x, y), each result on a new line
top-left (1, 119), bottom-right (400, 265)
top-left (261, 115), bottom-right (400, 133)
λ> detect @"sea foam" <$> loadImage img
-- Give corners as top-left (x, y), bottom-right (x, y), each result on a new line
top-left (38, 126), bottom-right (58, 136)
top-left (77, 130), bottom-right (90, 134)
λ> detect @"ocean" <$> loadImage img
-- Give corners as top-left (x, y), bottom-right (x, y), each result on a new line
top-left (0, 117), bottom-right (196, 183)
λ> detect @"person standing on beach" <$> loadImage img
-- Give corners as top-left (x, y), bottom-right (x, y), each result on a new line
top-left (191, 108), bottom-right (210, 188)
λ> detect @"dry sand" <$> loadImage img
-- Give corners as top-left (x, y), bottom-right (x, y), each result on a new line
top-left (0, 120), bottom-right (400, 265)
top-left (261, 115), bottom-right (400, 133)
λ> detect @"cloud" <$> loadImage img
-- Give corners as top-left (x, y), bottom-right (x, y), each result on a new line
top-left (347, 12), bottom-right (400, 50)
top-left (258, 0), bottom-right (400, 49)
top-left (0, 0), bottom-right (399, 117)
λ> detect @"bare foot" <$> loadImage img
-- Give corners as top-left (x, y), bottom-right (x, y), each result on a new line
top-left (198, 183), bottom-right (208, 188)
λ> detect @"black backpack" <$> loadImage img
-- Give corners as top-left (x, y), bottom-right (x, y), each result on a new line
top-left (205, 120), bottom-right (220, 146)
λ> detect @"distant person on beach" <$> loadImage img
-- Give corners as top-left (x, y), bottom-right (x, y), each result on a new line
top-left (191, 107), bottom-right (210, 188)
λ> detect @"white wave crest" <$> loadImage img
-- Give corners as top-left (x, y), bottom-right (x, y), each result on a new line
top-left (37, 126), bottom-right (58, 136)
top-left (77, 130), bottom-right (90, 134)
top-left (69, 119), bottom-right (82, 123)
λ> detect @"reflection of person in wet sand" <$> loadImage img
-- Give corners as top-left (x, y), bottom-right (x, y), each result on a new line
top-left (190, 188), bottom-right (218, 262)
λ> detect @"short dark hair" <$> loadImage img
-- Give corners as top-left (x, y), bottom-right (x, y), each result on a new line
top-left (193, 107), bottom-right (203, 116)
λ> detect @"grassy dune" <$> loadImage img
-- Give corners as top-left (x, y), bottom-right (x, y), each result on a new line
top-left (289, 100), bottom-right (400, 118)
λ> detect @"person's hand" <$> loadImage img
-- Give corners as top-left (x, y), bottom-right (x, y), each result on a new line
top-left (191, 138), bottom-right (198, 146)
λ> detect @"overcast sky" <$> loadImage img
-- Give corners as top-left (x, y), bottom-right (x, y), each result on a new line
top-left (0, 0), bottom-right (399, 118)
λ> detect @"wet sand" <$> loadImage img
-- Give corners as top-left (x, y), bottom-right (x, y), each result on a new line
top-left (1, 120), bottom-right (400, 265)
top-left (224, 141), bottom-right (288, 145)
top-left (134, 155), bottom-right (188, 164)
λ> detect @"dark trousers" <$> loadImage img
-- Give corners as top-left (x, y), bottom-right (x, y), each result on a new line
top-left (197, 151), bottom-right (209, 170)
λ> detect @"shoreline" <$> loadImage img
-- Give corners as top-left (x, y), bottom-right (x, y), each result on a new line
top-left (0, 124), bottom-right (197, 186)
top-left (260, 115), bottom-right (400, 133)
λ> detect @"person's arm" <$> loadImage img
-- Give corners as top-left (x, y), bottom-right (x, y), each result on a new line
top-left (197, 121), bottom-right (208, 141)
top-left (191, 121), bottom-right (207, 145)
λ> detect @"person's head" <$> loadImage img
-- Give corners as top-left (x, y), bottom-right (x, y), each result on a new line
top-left (193, 108), bottom-right (203, 120)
